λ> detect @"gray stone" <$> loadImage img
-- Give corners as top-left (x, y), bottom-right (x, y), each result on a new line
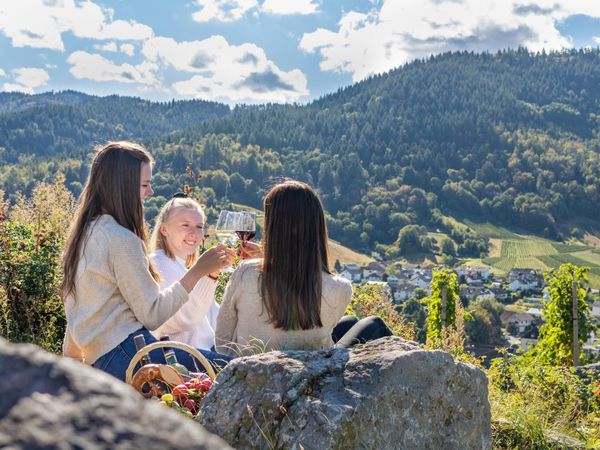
top-left (200, 336), bottom-right (491, 450)
top-left (0, 338), bottom-right (231, 450)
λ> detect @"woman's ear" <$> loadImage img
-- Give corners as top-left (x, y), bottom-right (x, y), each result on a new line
top-left (160, 223), bottom-right (168, 237)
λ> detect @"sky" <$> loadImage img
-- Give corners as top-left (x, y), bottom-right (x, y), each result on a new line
top-left (1, 0), bottom-right (600, 105)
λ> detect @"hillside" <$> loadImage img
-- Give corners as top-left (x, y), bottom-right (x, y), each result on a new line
top-left (1, 49), bottom-right (600, 264)
top-left (0, 91), bottom-right (229, 162)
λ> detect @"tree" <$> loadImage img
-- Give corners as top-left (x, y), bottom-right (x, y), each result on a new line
top-left (400, 297), bottom-right (427, 343)
top-left (534, 264), bottom-right (591, 366)
top-left (440, 237), bottom-right (456, 256)
top-left (425, 269), bottom-right (460, 347)
top-left (464, 296), bottom-right (506, 346)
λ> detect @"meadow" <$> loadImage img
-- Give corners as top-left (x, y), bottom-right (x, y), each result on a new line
top-left (458, 220), bottom-right (600, 288)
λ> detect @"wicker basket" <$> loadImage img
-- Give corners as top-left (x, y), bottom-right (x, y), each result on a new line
top-left (125, 340), bottom-right (217, 386)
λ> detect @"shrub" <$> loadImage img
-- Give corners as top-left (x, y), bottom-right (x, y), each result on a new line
top-left (488, 352), bottom-right (600, 448)
top-left (345, 284), bottom-right (414, 340)
top-left (0, 177), bottom-right (75, 353)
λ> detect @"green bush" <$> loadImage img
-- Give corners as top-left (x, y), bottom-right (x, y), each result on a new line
top-left (488, 352), bottom-right (600, 448)
top-left (0, 177), bottom-right (74, 353)
top-left (0, 219), bottom-right (65, 353)
top-left (345, 284), bottom-right (415, 340)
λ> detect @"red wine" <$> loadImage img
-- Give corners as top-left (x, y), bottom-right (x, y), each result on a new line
top-left (236, 231), bottom-right (256, 241)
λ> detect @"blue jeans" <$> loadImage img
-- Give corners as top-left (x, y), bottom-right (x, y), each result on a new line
top-left (92, 327), bottom-right (231, 382)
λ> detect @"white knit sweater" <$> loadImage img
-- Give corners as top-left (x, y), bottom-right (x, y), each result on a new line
top-left (150, 250), bottom-right (219, 350)
top-left (62, 214), bottom-right (189, 364)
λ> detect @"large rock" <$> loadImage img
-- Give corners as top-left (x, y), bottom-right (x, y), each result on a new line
top-left (201, 336), bottom-right (491, 450)
top-left (0, 338), bottom-right (231, 450)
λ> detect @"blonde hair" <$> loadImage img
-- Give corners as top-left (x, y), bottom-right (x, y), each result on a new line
top-left (150, 197), bottom-right (206, 268)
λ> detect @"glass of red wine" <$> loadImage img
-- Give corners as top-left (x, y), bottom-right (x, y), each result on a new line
top-left (236, 211), bottom-right (256, 243)
top-left (215, 210), bottom-right (256, 272)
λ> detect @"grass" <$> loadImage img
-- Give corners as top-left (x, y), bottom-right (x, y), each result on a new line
top-left (453, 219), bottom-right (600, 288)
top-left (552, 242), bottom-right (593, 253)
top-left (462, 219), bottom-right (526, 240)
top-left (328, 239), bottom-right (374, 268)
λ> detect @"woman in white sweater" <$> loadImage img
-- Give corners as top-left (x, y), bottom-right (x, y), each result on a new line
top-left (149, 196), bottom-right (221, 350)
top-left (61, 141), bottom-right (234, 381)
top-left (215, 180), bottom-right (392, 356)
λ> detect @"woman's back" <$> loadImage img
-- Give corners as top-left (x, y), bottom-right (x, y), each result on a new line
top-left (215, 260), bottom-right (352, 355)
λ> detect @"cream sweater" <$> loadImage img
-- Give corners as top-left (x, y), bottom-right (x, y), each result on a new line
top-left (150, 250), bottom-right (219, 350)
top-left (215, 260), bottom-right (352, 356)
top-left (63, 215), bottom-right (189, 365)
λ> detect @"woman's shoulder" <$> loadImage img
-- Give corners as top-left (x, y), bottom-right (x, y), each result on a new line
top-left (235, 259), bottom-right (262, 277)
top-left (150, 249), bottom-right (172, 265)
top-left (149, 249), bottom-right (180, 271)
top-left (91, 215), bottom-right (143, 250)
top-left (323, 272), bottom-right (353, 296)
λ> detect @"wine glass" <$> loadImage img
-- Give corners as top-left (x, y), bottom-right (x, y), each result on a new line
top-left (235, 211), bottom-right (256, 243)
top-left (215, 210), bottom-right (256, 271)
top-left (215, 210), bottom-right (238, 244)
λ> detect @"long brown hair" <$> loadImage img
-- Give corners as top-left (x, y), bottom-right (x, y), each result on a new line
top-left (62, 141), bottom-right (157, 298)
top-left (149, 197), bottom-right (206, 268)
top-left (260, 180), bottom-right (330, 330)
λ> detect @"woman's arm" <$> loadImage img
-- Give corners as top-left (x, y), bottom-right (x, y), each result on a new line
top-left (214, 266), bottom-right (245, 355)
top-left (154, 275), bottom-right (217, 334)
top-left (63, 323), bottom-right (84, 361)
top-left (111, 233), bottom-right (231, 330)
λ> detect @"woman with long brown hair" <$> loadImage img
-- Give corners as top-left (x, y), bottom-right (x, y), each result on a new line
top-left (62, 141), bottom-right (234, 380)
top-left (215, 180), bottom-right (391, 355)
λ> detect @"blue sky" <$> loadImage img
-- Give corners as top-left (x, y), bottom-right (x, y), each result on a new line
top-left (0, 0), bottom-right (599, 104)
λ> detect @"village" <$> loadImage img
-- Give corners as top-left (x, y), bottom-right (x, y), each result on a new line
top-left (339, 262), bottom-right (600, 358)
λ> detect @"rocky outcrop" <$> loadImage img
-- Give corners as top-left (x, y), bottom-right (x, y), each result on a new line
top-left (200, 336), bottom-right (491, 450)
top-left (0, 338), bottom-right (231, 450)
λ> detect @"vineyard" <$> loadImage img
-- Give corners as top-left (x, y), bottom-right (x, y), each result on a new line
top-left (466, 221), bottom-right (600, 287)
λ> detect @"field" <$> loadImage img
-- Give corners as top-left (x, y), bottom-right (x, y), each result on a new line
top-left (463, 220), bottom-right (600, 288)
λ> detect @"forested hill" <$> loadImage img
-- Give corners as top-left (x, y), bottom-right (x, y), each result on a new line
top-left (2, 49), bottom-right (600, 256)
top-left (0, 91), bottom-right (229, 160)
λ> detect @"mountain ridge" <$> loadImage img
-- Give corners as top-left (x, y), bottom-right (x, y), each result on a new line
top-left (1, 48), bottom-right (599, 260)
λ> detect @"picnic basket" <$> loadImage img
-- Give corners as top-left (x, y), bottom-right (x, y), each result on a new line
top-left (125, 340), bottom-right (216, 396)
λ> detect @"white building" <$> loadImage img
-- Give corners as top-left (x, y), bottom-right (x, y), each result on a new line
top-left (592, 301), bottom-right (600, 319)
top-left (507, 313), bottom-right (535, 334)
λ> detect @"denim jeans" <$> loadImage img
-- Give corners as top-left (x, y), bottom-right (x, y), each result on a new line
top-left (92, 327), bottom-right (231, 382)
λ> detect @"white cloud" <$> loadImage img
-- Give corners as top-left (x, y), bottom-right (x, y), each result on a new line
top-left (191, 0), bottom-right (318, 22)
top-left (67, 51), bottom-right (159, 86)
top-left (300, 0), bottom-right (600, 82)
top-left (120, 43), bottom-right (135, 57)
top-left (0, 0), bottom-right (153, 51)
top-left (94, 42), bottom-right (118, 52)
top-left (0, 68), bottom-right (5, 77)
top-left (3, 67), bottom-right (49, 94)
top-left (142, 35), bottom-right (307, 102)
top-left (594, 36), bottom-right (600, 45)
top-left (192, 0), bottom-right (258, 22)
top-left (261, 0), bottom-right (318, 15)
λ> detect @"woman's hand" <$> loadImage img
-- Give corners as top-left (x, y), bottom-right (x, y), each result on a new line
top-left (181, 245), bottom-right (235, 292)
top-left (201, 244), bottom-right (236, 273)
top-left (239, 241), bottom-right (262, 260)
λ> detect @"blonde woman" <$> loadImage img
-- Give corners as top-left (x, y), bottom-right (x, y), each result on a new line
top-left (149, 195), bottom-right (220, 350)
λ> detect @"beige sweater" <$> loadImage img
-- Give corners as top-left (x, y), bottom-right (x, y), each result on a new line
top-left (63, 214), bottom-right (188, 365)
top-left (215, 260), bottom-right (352, 356)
